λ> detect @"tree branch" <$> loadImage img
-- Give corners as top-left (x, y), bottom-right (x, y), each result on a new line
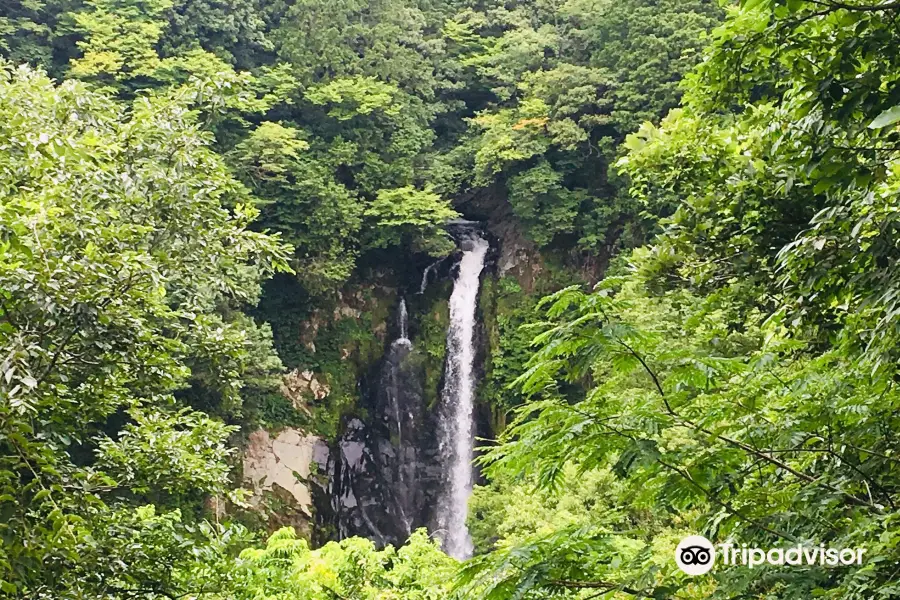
top-left (656, 457), bottom-right (799, 542)
top-left (550, 579), bottom-right (653, 597)
top-left (614, 336), bottom-right (884, 513)
top-left (807, 0), bottom-right (900, 12)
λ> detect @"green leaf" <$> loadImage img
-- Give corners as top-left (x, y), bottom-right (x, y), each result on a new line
top-left (868, 105), bottom-right (900, 129)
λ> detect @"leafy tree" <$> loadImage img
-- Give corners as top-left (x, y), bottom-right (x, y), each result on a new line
top-left (562, 0), bottom-right (722, 130)
top-left (67, 0), bottom-right (172, 85)
top-left (301, 75), bottom-right (438, 202)
top-left (463, 2), bottom-right (900, 599)
top-left (0, 0), bottom-right (75, 71)
top-left (449, 0), bottom-right (722, 252)
top-left (231, 121), bottom-right (363, 290)
top-left (271, 0), bottom-right (450, 100)
top-left (364, 186), bottom-right (459, 255)
top-left (466, 273), bottom-right (900, 599)
top-left (620, 0), bottom-right (900, 361)
top-left (231, 120), bottom-right (459, 291)
top-left (159, 0), bottom-right (275, 70)
top-left (232, 527), bottom-right (457, 599)
top-left (0, 61), bottom-right (290, 597)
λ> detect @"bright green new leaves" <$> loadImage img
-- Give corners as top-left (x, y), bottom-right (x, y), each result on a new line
top-left (306, 76), bottom-right (404, 121)
top-left (231, 121), bottom-right (310, 186)
top-left (70, 0), bottom-right (255, 96)
top-left (232, 527), bottom-right (457, 600)
top-left (364, 186), bottom-right (459, 256)
top-left (0, 62), bottom-right (290, 597)
top-left (69, 0), bottom-right (173, 83)
top-left (66, 0), bottom-right (296, 123)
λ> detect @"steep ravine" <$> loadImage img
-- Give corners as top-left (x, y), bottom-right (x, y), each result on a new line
top-left (242, 209), bottom-right (581, 549)
top-left (310, 223), bottom-right (496, 550)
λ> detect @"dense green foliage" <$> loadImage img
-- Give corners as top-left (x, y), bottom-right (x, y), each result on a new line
top-left (459, 1), bottom-right (900, 599)
top-left (232, 527), bottom-right (456, 599)
top-left (447, 0), bottom-right (721, 249)
top-left (0, 62), bottom-right (290, 596)
top-left (7, 0), bottom-right (900, 599)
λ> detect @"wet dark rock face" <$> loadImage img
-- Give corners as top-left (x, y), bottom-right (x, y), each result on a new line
top-left (322, 343), bottom-right (444, 545)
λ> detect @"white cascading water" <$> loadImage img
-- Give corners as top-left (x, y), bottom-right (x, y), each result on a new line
top-left (387, 297), bottom-right (413, 535)
top-left (397, 297), bottom-right (410, 342)
top-left (435, 232), bottom-right (489, 559)
top-left (418, 257), bottom-right (445, 294)
top-left (390, 297), bottom-right (412, 457)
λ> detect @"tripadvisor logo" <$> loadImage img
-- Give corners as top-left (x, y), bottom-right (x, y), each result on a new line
top-left (675, 535), bottom-right (867, 576)
top-left (675, 535), bottom-right (716, 575)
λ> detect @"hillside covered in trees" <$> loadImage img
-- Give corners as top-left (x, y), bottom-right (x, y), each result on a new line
top-left (1, 0), bottom-right (900, 598)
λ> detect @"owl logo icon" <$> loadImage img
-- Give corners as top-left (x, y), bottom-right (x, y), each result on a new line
top-left (675, 535), bottom-right (715, 575)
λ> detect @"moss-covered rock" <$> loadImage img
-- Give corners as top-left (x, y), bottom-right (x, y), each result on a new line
top-left (251, 273), bottom-right (399, 438)
top-left (478, 254), bottom-right (584, 430)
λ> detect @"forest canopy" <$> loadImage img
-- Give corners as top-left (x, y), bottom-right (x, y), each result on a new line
top-left (2, 0), bottom-right (900, 599)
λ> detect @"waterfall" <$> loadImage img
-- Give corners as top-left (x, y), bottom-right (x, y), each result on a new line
top-left (389, 298), bottom-right (411, 447)
top-left (435, 232), bottom-right (489, 559)
top-left (418, 258), bottom-right (445, 294)
top-left (320, 238), bottom-right (490, 551)
top-left (397, 297), bottom-right (409, 342)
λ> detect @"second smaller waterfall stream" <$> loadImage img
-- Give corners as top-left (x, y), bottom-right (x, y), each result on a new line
top-left (397, 298), bottom-right (409, 342)
top-left (435, 232), bottom-right (489, 559)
